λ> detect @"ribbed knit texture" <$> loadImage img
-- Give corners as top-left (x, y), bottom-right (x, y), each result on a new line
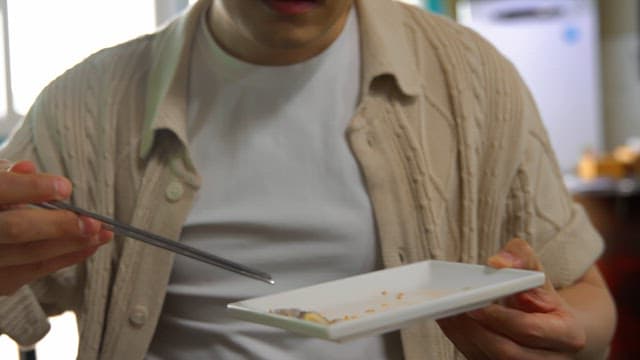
top-left (0, 0), bottom-right (603, 359)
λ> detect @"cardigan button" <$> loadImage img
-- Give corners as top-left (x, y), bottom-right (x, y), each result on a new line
top-left (165, 181), bottom-right (184, 202)
top-left (129, 305), bottom-right (148, 328)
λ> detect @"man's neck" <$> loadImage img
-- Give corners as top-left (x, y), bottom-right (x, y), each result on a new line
top-left (206, 1), bottom-right (351, 66)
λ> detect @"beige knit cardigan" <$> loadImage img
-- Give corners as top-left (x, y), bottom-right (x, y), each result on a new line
top-left (0, 0), bottom-right (603, 358)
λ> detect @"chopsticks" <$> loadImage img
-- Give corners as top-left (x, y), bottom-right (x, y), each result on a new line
top-left (33, 201), bottom-right (275, 285)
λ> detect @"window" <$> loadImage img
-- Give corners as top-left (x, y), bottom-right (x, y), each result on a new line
top-left (0, 15), bottom-right (6, 117)
top-left (0, 312), bottom-right (78, 360)
top-left (6, 0), bottom-right (156, 116)
top-left (0, 1), bottom-right (13, 136)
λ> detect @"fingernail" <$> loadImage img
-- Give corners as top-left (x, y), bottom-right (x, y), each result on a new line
top-left (498, 251), bottom-right (523, 267)
top-left (78, 218), bottom-right (85, 235)
top-left (99, 231), bottom-right (114, 243)
top-left (78, 217), bottom-right (93, 236)
top-left (89, 235), bottom-right (102, 246)
top-left (54, 178), bottom-right (71, 199)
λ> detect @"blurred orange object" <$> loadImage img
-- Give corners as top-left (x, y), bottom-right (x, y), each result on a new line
top-left (613, 145), bottom-right (639, 165)
top-left (577, 147), bottom-right (639, 180)
top-left (598, 156), bottom-right (627, 179)
top-left (577, 149), bottom-right (599, 180)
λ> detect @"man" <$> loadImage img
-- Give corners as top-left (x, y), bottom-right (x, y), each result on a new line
top-left (0, 0), bottom-right (616, 359)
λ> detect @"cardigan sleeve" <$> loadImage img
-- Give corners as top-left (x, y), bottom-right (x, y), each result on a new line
top-left (0, 83), bottom-right (84, 345)
top-left (0, 287), bottom-right (50, 346)
top-left (459, 26), bottom-right (603, 286)
top-left (0, 107), bottom-right (52, 345)
top-left (511, 82), bottom-right (604, 289)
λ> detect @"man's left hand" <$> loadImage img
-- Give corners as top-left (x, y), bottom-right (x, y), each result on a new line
top-left (437, 238), bottom-right (586, 359)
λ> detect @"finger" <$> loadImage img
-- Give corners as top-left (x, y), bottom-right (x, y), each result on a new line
top-left (510, 288), bottom-right (558, 313)
top-left (438, 315), bottom-right (490, 359)
top-left (98, 228), bottom-right (114, 243)
top-left (0, 208), bottom-right (101, 243)
top-left (29, 245), bottom-right (100, 276)
top-left (0, 161), bottom-right (29, 211)
top-left (501, 287), bottom-right (558, 313)
top-left (0, 245), bottom-right (99, 296)
top-left (439, 314), bottom-right (571, 360)
top-left (9, 160), bottom-right (37, 174)
top-left (0, 172), bottom-right (72, 205)
top-left (468, 304), bottom-right (585, 353)
top-left (488, 238), bottom-right (541, 270)
top-left (0, 232), bottom-right (110, 267)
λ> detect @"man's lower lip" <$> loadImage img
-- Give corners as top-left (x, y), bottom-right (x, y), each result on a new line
top-left (263, 0), bottom-right (319, 16)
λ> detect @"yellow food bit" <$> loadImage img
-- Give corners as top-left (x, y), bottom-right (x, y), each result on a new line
top-left (301, 311), bottom-right (331, 325)
top-left (272, 308), bottom-right (333, 325)
top-left (396, 292), bottom-right (405, 300)
top-left (365, 308), bottom-right (376, 313)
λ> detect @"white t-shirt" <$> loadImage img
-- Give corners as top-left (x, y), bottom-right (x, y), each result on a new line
top-left (147, 6), bottom-right (402, 360)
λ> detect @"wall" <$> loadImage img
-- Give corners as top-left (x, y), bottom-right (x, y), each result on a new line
top-left (599, 0), bottom-right (640, 149)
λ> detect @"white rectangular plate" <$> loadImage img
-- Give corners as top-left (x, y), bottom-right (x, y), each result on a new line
top-left (227, 260), bottom-right (545, 342)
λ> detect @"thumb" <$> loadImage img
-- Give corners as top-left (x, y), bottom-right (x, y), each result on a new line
top-left (488, 238), bottom-right (541, 270)
top-left (488, 238), bottom-right (559, 313)
top-left (488, 238), bottom-right (553, 292)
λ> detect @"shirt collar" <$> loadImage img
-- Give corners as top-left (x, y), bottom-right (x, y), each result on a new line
top-left (140, 0), bottom-right (420, 159)
top-left (139, 0), bottom-right (208, 159)
top-left (356, 0), bottom-right (421, 97)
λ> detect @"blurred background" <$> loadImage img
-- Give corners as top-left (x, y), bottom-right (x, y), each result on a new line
top-left (0, 0), bottom-right (638, 359)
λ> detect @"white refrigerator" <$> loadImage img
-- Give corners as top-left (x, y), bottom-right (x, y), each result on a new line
top-left (457, 0), bottom-right (603, 172)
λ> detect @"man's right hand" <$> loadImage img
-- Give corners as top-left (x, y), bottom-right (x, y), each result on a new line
top-left (0, 160), bottom-right (112, 296)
